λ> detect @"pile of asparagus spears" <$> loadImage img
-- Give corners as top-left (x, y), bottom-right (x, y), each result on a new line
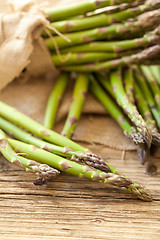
top-left (43, 0), bottom-right (160, 174)
top-left (1, 0), bottom-right (160, 202)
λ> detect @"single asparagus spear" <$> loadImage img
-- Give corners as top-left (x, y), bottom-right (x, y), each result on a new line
top-left (61, 73), bottom-right (89, 138)
top-left (52, 50), bottom-right (139, 66)
top-left (134, 83), bottom-right (157, 131)
top-left (133, 67), bottom-right (160, 128)
top-left (46, 9), bottom-right (160, 50)
top-left (123, 67), bottom-right (135, 104)
top-left (60, 26), bottom-right (160, 53)
top-left (0, 117), bottom-right (110, 173)
top-left (96, 73), bottom-right (115, 98)
top-left (44, 72), bottom-right (69, 129)
top-left (50, 3), bottom-right (159, 34)
top-left (134, 83), bottom-right (159, 174)
top-left (52, 52), bottom-right (120, 66)
top-left (0, 101), bottom-right (87, 152)
top-left (0, 129), bottom-right (60, 185)
top-left (45, 0), bottom-right (144, 22)
top-left (85, 2), bottom-right (135, 17)
top-left (149, 65), bottom-right (160, 85)
top-left (110, 68), bottom-right (152, 148)
top-left (8, 137), bottom-right (152, 201)
top-left (140, 65), bottom-right (160, 111)
top-left (62, 45), bottom-right (160, 72)
top-left (89, 75), bottom-right (144, 145)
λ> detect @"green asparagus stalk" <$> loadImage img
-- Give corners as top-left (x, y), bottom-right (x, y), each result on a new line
top-left (140, 65), bottom-right (160, 111)
top-left (7, 138), bottom-right (152, 201)
top-left (0, 101), bottom-right (87, 152)
top-left (133, 67), bottom-right (160, 128)
top-left (124, 67), bottom-right (135, 104)
top-left (61, 73), bottom-right (89, 138)
top-left (85, 2), bottom-right (133, 16)
top-left (44, 72), bottom-right (69, 129)
top-left (89, 75), bottom-right (144, 145)
top-left (0, 129), bottom-right (60, 185)
top-left (52, 50), bottom-right (139, 66)
top-left (96, 73), bottom-right (115, 98)
top-left (149, 65), bottom-right (160, 85)
top-left (110, 68), bottom-right (152, 148)
top-left (0, 117), bottom-right (111, 173)
top-left (49, 3), bottom-right (159, 34)
top-left (52, 52), bottom-right (119, 66)
top-left (62, 45), bottom-right (160, 72)
top-left (134, 83), bottom-right (157, 131)
top-left (46, 10), bottom-right (160, 50)
top-left (45, 0), bottom-right (144, 22)
top-left (134, 83), bottom-right (158, 173)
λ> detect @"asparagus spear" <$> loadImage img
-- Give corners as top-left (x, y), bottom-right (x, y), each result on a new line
top-left (44, 72), bottom-right (69, 129)
top-left (60, 25), bottom-right (160, 53)
top-left (134, 83), bottom-right (158, 173)
top-left (110, 68), bottom-right (152, 148)
top-left (124, 67), bottom-right (135, 104)
top-left (46, 9), bottom-right (160, 50)
top-left (0, 117), bottom-right (110, 173)
top-left (61, 73), bottom-right (89, 138)
top-left (52, 50), bottom-right (139, 66)
top-left (149, 65), bottom-right (160, 85)
top-left (7, 138), bottom-right (152, 201)
top-left (96, 73), bottom-right (115, 98)
top-left (140, 65), bottom-right (160, 111)
top-left (45, 0), bottom-right (144, 22)
top-left (85, 2), bottom-right (134, 16)
top-left (62, 45), bottom-right (160, 72)
top-left (52, 52), bottom-right (119, 66)
top-left (134, 83), bottom-right (157, 131)
top-left (0, 129), bottom-right (60, 185)
top-left (133, 67), bottom-right (160, 128)
top-left (89, 75), bottom-right (144, 145)
top-left (0, 101), bottom-right (87, 152)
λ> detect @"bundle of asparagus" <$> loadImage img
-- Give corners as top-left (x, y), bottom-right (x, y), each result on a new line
top-left (0, 101), bottom-right (152, 201)
top-left (1, 0), bottom-right (160, 202)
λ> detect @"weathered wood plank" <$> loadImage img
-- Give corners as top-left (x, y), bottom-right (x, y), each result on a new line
top-left (0, 145), bottom-right (160, 240)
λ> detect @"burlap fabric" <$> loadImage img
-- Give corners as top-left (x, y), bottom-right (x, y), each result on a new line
top-left (0, 0), bottom-right (137, 151)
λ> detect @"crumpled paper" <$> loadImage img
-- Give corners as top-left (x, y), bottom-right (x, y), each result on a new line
top-left (0, 0), bottom-right (55, 90)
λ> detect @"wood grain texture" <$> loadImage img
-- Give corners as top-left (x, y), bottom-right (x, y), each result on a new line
top-left (0, 1), bottom-right (160, 239)
top-left (0, 143), bottom-right (160, 240)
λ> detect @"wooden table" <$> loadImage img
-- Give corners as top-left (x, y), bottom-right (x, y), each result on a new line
top-left (1, 144), bottom-right (160, 240)
top-left (1, 0), bottom-right (160, 239)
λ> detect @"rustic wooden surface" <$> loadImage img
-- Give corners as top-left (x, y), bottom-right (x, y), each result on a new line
top-left (0, 143), bottom-right (160, 240)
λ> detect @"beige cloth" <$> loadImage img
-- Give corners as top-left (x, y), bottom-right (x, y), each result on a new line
top-left (0, 0), bottom-right (55, 90)
top-left (0, 0), bottom-right (137, 151)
